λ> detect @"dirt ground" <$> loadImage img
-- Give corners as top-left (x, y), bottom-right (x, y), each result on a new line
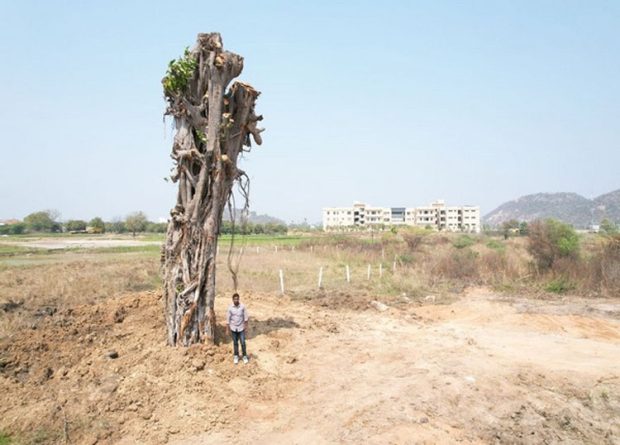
top-left (1, 287), bottom-right (619, 444)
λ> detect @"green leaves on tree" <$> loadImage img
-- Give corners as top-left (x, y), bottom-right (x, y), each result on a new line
top-left (162, 48), bottom-right (197, 95)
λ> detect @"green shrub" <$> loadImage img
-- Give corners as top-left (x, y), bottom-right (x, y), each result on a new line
top-left (528, 219), bottom-right (580, 271)
top-left (146, 222), bottom-right (167, 233)
top-left (398, 253), bottom-right (415, 265)
top-left (162, 48), bottom-right (197, 95)
top-left (600, 218), bottom-right (618, 235)
top-left (453, 235), bottom-right (476, 249)
top-left (486, 239), bottom-right (505, 251)
top-left (545, 277), bottom-right (575, 294)
top-left (0, 223), bottom-right (26, 235)
top-left (65, 219), bottom-right (87, 232)
top-left (24, 210), bottom-right (61, 232)
top-left (402, 227), bottom-right (428, 252)
top-left (89, 217), bottom-right (105, 234)
top-left (381, 231), bottom-right (399, 245)
top-left (436, 248), bottom-right (479, 280)
top-left (106, 220), bottom-right (126, 233)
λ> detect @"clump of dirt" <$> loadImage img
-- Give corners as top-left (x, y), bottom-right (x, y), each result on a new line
top-left (289, 287), bottom-right (418, 312)
top-left (294, 289), bottom-right (373, 311)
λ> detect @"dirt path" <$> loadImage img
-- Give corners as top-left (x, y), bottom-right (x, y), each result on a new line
top-left (2, 288), bottom-right (619, 444)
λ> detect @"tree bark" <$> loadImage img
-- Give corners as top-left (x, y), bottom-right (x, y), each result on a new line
top-left (161, 33), bottom-right (263, 346)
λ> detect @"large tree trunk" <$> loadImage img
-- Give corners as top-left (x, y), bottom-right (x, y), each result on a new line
top-left (161, 33), bottom-right (263, 346)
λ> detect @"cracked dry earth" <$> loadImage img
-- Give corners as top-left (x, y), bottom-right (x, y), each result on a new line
top-left (1, 288), bottom-right (619, 444)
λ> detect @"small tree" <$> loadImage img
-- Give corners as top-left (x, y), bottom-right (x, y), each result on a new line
top-left (107, 219), bottom-right (126, 234)
top-left (66, 220), bottom-right (87, 232)
top-left (527, 219), bottom-right (580, 271)
top-left (125, 212), bottom-right (148, 237)
top-left (241, 222), bottom-right (254, 235)
top-left (600, 218), bottom-right (618, 235)
top-left (220, 220), bottom-right (233, 235)
top-left (0, 223), bottom-right (26, 235)
top-left (24, 210), bottom-right (61, 232)
top-left (146, 222), bottom-right (167, 233)
top-left (89, 217), bottom-right (106, 233)
top-left (402, 227), bottom-right (428, 252)
top-left (502, 219), bottom-right (520, 239)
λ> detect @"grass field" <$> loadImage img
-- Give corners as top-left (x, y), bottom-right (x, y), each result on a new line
top-left (2, 230), bottom-right (617, 297)
top-left (218, 233), bottom-right (313, 246)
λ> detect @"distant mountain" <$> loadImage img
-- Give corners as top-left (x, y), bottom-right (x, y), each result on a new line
top-left (222, 208), bottom-right (285, 225)
top-left (246, 211), bottom-right (286, 225)
top-left (593, 190), bottom-right (620, 223)
top-left (484, 189), bottom-right (620, 228)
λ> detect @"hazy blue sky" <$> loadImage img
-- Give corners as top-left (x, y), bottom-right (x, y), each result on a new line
top-left (1, 1), bottom-right (618, 223)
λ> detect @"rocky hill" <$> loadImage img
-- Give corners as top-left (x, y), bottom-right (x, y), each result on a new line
top-left (484, 189), bottom-right (620, 228)
top-left (593, 189), bottom-right (620, 222)
top-left (222, 208), bottom-right (286, 225)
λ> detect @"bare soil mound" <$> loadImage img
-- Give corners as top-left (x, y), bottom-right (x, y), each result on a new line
top-left (0, 291), bottom-right (294, 444)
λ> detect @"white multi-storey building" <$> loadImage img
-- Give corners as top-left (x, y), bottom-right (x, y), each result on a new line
top-left (322, 200), bottom-right (481, 232)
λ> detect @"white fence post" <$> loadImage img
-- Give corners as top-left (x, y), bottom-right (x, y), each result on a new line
top-left (318, 266), bottom-right (323, 289)
top-left (275, 245), bottom-right (278, 253)
top-left (256, 246), bottom-right (260, 254)
top-left (379, 263), bottom-right (383, 278)
top-left (279, 269), bottom-right (285, 295)
top-left (367, 264), bottom-right (371, 280)
top-left (346, 265), bottom-right (350, 283)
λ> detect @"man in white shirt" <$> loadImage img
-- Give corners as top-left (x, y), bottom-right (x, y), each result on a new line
top-left (226, 293), bottom-right (249, 364)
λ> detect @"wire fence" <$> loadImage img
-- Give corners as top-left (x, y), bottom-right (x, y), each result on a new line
top-left (213, 243), bottom-right (416, 297)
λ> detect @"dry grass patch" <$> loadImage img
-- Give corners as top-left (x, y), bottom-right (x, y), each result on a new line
top-left (0, 255), bottom-right (160, 338)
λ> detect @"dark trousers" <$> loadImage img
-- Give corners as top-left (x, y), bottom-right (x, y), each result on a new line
top-left (232, 329), bottom-right (247, 357)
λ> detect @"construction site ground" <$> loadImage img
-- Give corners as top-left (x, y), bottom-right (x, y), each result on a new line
top-left (1, 286), bottom-right (619, 444)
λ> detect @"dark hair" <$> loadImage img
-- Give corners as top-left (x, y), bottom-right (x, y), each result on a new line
top-left (232, 293), bottom-right (240, 299)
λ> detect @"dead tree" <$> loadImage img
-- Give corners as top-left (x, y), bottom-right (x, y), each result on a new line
top-left (161, 33), bottom-right (263, 346)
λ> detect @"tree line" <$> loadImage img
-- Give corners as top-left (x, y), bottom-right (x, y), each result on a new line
top-left (0, 210), bottom-right (291, 236)
top-left (219, 220), bottom-right (287, 235)
top-left (489, 218), bottom-right (618, 238)
top-left (0, 210), bottom-right (161, 236)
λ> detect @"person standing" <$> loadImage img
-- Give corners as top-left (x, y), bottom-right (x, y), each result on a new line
top-left (226, 293), bottom-right (249, 364)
